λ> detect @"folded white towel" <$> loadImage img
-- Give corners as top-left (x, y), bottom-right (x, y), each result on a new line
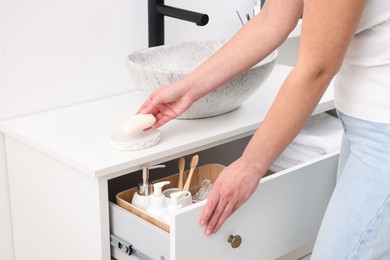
top-left (269, 113), bottom-right (343, 172)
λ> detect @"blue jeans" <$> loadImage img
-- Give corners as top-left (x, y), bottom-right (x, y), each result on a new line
top-left (311, 111), bottom-right (390, 259)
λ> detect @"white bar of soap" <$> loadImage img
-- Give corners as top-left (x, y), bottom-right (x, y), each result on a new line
top-left (121, 114), bottom-right (156, 135)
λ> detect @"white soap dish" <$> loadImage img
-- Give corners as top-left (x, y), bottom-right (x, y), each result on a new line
top-left (109, 129), bottom-right (160, 151)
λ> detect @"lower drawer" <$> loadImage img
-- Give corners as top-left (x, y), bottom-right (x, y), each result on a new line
top-left (110, 152), bottom-right (339, 260)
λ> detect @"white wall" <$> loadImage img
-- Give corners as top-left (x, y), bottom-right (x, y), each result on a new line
top-left (0, 0), bottom-right (147, 120)
top-left (0, 1), bottom-right (256, 259)
top-left (164, 0), bottom-right (254, 44)
top-left (0, 134), bottom-right (14, 260)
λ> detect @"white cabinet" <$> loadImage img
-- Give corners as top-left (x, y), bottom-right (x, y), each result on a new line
top-left (0, 64), bottom-right (337, 260)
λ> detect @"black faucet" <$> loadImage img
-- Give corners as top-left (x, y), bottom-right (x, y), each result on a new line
top-left (148, 0), bottom-right (209, 47)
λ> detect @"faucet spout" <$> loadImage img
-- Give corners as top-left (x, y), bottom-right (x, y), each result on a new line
top-left (156, 5), bottom-right (209, 26)
top-left (148, 0), bottom-right (209, 47)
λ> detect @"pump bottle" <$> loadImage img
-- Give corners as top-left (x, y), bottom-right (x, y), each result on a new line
top-left (131, 164), bottom-right (165, 210)
top-left (146, 181), bottom-right (171, 220)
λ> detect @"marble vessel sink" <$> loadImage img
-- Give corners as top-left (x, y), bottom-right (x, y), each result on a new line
top-left (126, 40), bottom-right (278, 119)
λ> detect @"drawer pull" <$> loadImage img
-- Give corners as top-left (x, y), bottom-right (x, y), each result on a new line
top-left (227, 235), bottom-right (242, 248)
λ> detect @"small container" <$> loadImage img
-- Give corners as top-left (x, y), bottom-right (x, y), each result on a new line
top-left (192, 179), bottom-right (213, 203)
top-left (164, 191), bottom-right (190, 223)
top-left (163, 188), bottom-right (192, 208)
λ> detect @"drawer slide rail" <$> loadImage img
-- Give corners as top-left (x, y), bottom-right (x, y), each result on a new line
top-left (110, 233), bottom-right (154, 260)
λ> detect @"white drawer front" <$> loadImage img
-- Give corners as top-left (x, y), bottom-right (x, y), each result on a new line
top-left (111, 152), bottom-right (338, 260)
top-left (110, 203), bottom-right (170, 260)
top-left (171, 152), bottom-right (338, 260)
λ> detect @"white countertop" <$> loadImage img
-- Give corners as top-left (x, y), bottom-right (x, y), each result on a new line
top-left (0, 64), bottom-right (334, 178)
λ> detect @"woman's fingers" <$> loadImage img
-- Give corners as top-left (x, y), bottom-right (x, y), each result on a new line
top-left (201, 190), bottom-right (238, 236)
top-left (200, 178), bottom-right (239, 236)
top-left (200, 190), bottom-right (221, 236)
top-left (199, 158), bottom-right (262, 236)
top-left (152, 112), bottom-right (174, 129)
top-left (213, 201), bottom-right (237, 234)
top-left (138, 91), bottom-right (161, 115)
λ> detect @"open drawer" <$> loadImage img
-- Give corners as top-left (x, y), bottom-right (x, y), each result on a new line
top-left (110, 151), bottom-right (338, 260)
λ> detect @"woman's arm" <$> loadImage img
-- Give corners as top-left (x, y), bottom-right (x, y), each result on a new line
top-left (139, 0), bottom-right (303, 127)
top-left (184, 0), bottom-right (304, 100)
top-left (199, 0), bottom-right (365, 236)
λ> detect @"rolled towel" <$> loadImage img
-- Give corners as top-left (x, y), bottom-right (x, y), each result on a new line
top-left (293, 112), bottom-right (343, 154)
top-left (269, 113), bottom-right (343, 172)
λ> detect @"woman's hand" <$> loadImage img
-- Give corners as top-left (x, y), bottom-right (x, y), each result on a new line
top-left (138, 80), bottom-right (196, 128)
top-left (199, 157), bottom-right (263, 236)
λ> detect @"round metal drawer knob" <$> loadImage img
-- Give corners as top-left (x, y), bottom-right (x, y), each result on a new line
top-left (227, 235), bottom-right (242, 248)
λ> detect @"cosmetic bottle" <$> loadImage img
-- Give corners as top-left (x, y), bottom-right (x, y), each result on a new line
top-left (131, 164), bottom-right (165, 211)
top-left (146, 181), bottom-right (171, 220)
